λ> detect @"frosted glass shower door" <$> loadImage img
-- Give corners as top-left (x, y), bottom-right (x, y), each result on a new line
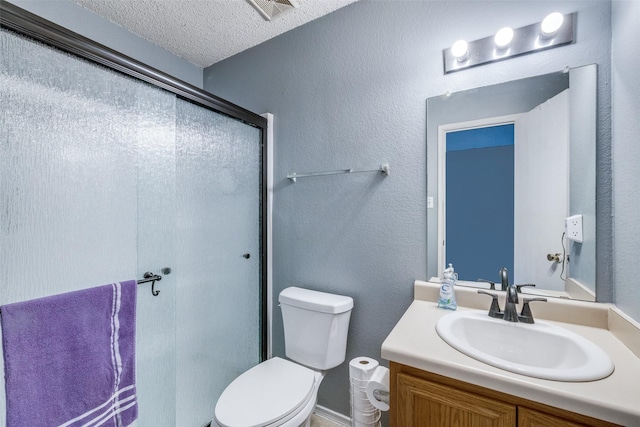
top-left (175, 100), bottom-right (262, 426)
top-left (2, 19), bottom-right (264, 427)
top-left (1, 27), bottom-right (179, 426)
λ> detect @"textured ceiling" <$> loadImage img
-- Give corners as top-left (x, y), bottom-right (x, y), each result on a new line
top-left (71, 0), bottom-right (358, 68)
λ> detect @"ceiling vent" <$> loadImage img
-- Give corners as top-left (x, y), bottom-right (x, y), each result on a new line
top-left (247, 0), bottom-right (300, 21)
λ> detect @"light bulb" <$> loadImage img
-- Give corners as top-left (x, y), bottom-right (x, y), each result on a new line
top-left (451, 40), bottom-right (469, 61)
top-left (541, 12), bottom-right (564, 38)
top-left (494, 27), bottom-right (514, 48)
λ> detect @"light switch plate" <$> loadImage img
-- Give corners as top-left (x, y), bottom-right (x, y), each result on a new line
top-left (566, 214), bottom-right (583, 243)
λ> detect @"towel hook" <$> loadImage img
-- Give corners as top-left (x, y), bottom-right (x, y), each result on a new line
top-left (151, 281), bottom-right (160, 296)
top-left (143, 271), bottom-right (161, 296)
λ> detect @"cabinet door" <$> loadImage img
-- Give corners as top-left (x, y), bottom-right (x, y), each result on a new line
top-left (519, 407), bottom-right (588, 427)
top-left (397, 373), bottom-right (516, 427)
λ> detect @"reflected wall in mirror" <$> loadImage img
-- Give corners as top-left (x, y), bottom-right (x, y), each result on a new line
top-left (427, 65), bottom-right (596, 301)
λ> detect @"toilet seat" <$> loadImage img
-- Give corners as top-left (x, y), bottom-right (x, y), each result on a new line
top-left (215, 357), bottom-right (316, 427)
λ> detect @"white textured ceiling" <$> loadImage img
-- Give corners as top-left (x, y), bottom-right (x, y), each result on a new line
top-left (71, 0), bottom-right (358, 68)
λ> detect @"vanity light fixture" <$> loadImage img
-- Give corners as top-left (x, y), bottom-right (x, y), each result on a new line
top-left (541, 12), bottom-right (564, 38)
top-left (494, 27), bottom-right (514, 48)
top-left (451, 40), bottom-right (469, 61)
top-left (443, 12), bottom-right (574, 74)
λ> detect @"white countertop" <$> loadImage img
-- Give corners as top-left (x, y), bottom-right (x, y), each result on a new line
top-left (381, 281), bottom-right (640, 426)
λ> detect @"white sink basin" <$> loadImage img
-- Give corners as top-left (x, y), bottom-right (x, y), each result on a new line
top-left (436, 310), bottom-right (614, 381)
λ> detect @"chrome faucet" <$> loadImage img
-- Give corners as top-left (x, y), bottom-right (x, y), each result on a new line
top-left (500, 268), bottom-right (520, 322)
top-left (478, 267), bottom-right (547, 323)
top-left (500, 267), bottom-right (510, 291)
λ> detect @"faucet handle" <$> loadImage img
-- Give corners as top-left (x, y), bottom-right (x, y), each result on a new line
top-left (477, 290), bottom-right (502, 318)
top-left (515, 283), bottom-right (536, 293)
top-left (519, 297), bottom-right (547, 324)
top-left (477, 279), bottom-right (496, 290)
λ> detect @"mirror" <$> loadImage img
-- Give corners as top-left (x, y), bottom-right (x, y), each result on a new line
top-left (427, 65), bottom-right (596, 301)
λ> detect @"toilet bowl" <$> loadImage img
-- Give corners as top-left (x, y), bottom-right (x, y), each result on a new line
top-left (214, 287), bottom-right (354, 427)
top-left (214, 357), bottom-right (324, 427)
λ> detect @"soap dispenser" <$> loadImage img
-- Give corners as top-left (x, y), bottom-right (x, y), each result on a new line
top-left (438, 263), bottom-right (458, 310)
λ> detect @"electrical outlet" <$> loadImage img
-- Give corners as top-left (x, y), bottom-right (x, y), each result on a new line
top-left (565, 214), bottom-right (583, 243)
top-left (427, 196), bottom-right (434, 209)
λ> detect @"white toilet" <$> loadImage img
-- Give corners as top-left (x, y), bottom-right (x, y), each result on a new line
top-left (214, 286), bottom-right (354, 427)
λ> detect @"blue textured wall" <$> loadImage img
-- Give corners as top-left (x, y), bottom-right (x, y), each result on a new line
top-left (612, 1), bottom-right (640, 321)
top-left (204, 0), bottom-right (613, 417)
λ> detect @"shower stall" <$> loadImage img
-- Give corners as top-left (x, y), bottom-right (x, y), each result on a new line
top-left (0, 4), bottom-right (267, 426)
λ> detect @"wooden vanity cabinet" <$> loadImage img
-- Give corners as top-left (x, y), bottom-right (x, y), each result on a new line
top-left (518, 407), bottom-right (586, 427)
top-left (390, 363), bottom-right (620, 427)
top-left (395, 370), bottom-right (516, 426)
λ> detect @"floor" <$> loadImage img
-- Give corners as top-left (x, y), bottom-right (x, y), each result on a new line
top-left (310, 413), bottom-right (344, 427)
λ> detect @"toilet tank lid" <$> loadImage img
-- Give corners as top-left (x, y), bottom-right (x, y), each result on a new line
top-left (279, 287), bottom-right (354, 314)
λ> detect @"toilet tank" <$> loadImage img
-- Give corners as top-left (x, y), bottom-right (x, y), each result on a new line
top-left (279, 287), bottom-right (353, 370)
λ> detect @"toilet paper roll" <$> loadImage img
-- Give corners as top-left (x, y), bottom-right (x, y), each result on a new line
top-left (351, 393), bottom-right (375, 412)
top-left (365, 366), bottom-right (390, 411)
top-left (349, 357), bottom-right (379, 381)
top-left (350, 357), bottom-right (381, 415)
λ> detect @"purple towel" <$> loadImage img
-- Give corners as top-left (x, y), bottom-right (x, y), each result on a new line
top-left (1, 281), bottom-right (138, 427)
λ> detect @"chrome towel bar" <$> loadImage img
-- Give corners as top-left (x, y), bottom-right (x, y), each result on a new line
top-left (287, 163), bottom-right (389, 183)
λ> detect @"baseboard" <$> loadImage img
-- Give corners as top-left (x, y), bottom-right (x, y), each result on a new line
top-left (314, 405), bottom-right (351, 426)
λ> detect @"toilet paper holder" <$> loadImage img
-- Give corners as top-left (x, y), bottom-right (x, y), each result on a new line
top-left (372, 389), bottom-right (389, 405)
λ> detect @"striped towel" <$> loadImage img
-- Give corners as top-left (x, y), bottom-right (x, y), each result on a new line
top-left (1, 280), bottom-right (138, 427)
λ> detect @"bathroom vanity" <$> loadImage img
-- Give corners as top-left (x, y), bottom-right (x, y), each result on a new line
top-left (381, 281), bottom-right (640, 427)
top-left (391, 363), bottom-right (615, 426)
